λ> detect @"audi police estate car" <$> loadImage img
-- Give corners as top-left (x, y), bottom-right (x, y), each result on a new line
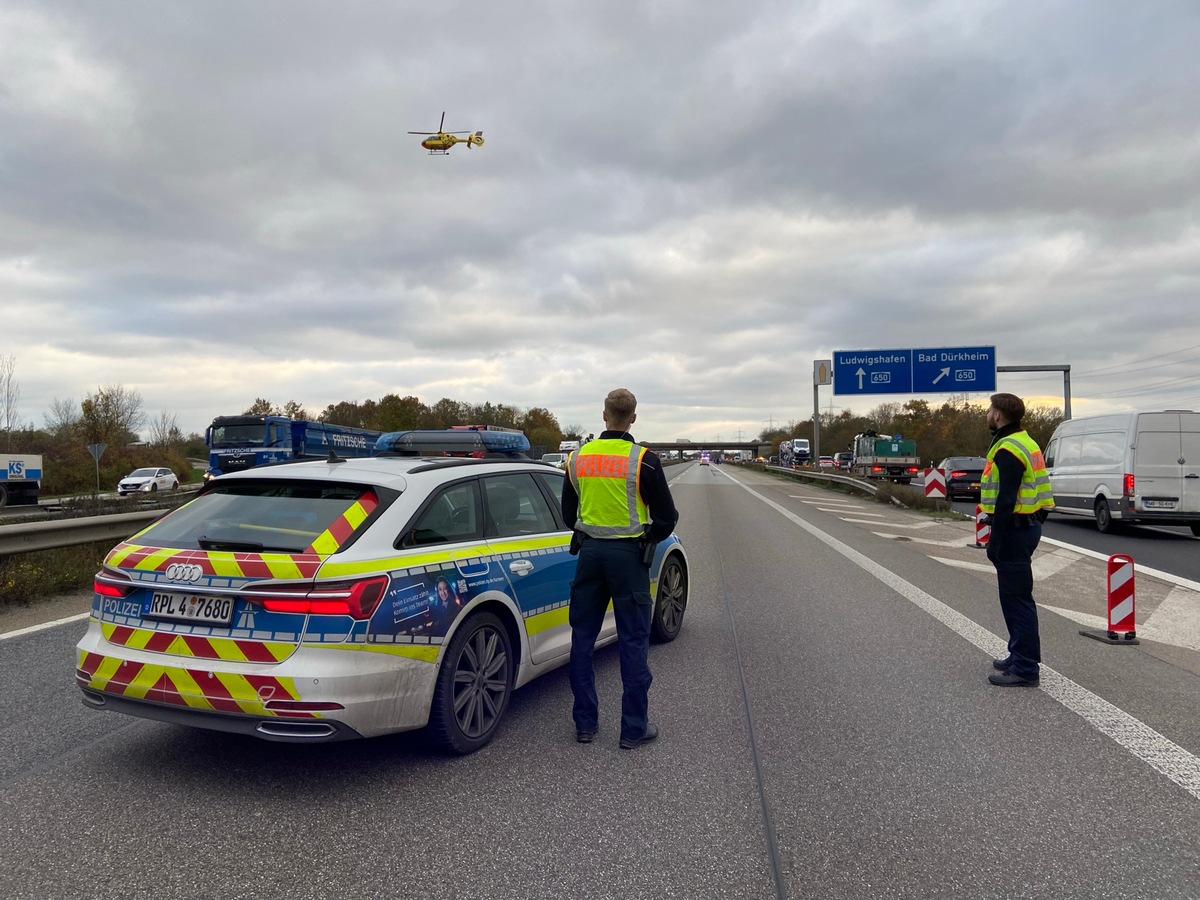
top-left (75, 429), bottom-right (689, 754)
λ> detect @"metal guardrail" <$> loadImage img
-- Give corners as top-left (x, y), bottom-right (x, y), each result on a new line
top-left (762, 465), bottom-right (910, 508)
top-left (0, 510), bottom-right (163, 557)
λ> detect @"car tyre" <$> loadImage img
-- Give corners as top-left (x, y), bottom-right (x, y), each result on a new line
top-left (170, 481), bottom-right (179, 490)
top-left (650, 553), bottom-right (687, 644)
top-left (0, 484), bottom-right (7, 509)
top-left (1095, 497), bottom-right (1118, 534)
top-left (150, 483), bottom-right (158, 492)
top-left (428, 611), bottom-right (513, 754)
top-left (1190, 524), bottom-right (1200, 538)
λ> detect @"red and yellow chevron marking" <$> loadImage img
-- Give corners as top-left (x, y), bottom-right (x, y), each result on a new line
top-left (76, 651), bottom-right (311, 717)
top-left (104, 544), bottom-right (324, 581)
top-left (101, 622), bottom-right (294, 663)
top-left (306, 490), bottom-right (379, 555)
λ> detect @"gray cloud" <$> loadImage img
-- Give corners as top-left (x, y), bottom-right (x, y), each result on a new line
top-left (2, 0), bottom-right (1199, 439)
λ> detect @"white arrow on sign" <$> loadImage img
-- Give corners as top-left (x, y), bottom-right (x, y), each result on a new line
top-left (856, 367), bottom-right (866, 389)
top-left (932, 367), bottom-right (950, 385)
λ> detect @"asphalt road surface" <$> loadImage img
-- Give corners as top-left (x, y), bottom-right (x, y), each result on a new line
top-left (2, 463), bottom-right (1198, 899)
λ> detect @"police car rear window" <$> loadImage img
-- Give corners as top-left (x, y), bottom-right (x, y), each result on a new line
top-left (132, 479), bottom-right (389, 553)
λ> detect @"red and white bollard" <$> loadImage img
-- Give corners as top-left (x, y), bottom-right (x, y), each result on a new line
top-left (974, 505), bottom-right (990, 548)
top-left (1080, 553), bottom-right (1140, 645)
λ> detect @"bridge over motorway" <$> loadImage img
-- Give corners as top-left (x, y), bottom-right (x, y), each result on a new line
top-left (640, 440), bottom-right (771, 457)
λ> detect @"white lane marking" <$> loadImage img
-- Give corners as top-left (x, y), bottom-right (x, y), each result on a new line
top-left (932, 556), bottom-right (994, 573)
top-left (1142, 586), bottom-right (1200, 652)
top-left (841, 518), bottom-right (936, 529)
top-left (877, 533), bottom-right (979, 547)
top-left (1032, 549), bottom-right (1079, 581)
top-left (723, 470), bottom-right (1200, 802)
top-left (0, 612), bottom-right (89, 641)
top-left (824, 508), bottom-right (882, 516)
top-left (1042, 604), bottom-right (1109, 632)
top-left (792, 497), bottom-right (860, 507)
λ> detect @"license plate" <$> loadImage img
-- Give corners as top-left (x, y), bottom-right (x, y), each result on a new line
top-left (970, 482), bottom-right (980, 489)
top-left (146, 591), bottom-right (235, 626)
top-left (1144, 499), bottom-right (1176, 509)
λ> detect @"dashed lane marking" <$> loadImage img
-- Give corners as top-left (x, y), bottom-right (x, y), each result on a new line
top-left (840, 518), bottom-right (937, 529)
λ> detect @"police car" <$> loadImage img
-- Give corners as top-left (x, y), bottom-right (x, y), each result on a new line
top-left (75, 429), bottom-right (689, 754)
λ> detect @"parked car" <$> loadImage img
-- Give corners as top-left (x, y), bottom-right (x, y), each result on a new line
top-left (818, 456), bottom-right (835, 469)
top-left (935, 456), bottom-right (988, 500)
top-left (117, 467), bottom-right (178, 496)
top-left (77, 429), bottom-right (690, 754)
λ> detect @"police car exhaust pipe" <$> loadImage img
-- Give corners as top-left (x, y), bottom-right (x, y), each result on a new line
top-left (255, 721), bottom-right (340, 739)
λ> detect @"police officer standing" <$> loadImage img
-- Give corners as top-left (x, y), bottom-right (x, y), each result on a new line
top-left (562, 388), bottom-right (679, 748)
top-left (980, 392), bottom-right (1055, 686)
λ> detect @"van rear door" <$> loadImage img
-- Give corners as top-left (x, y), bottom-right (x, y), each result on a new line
top-left (1134, 413), bottom-right (1191, 514)
top-left (1180, 413), bottom-right (1200, 516)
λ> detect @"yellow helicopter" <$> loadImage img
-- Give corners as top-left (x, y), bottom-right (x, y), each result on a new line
top-left (408, 112), bottom-right (484, 155)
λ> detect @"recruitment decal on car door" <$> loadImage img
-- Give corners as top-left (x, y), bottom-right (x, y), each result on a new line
top-left (362, 551), bottom-right (517, 647)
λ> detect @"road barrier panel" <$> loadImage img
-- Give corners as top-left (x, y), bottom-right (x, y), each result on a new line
top-left (974, 505), bottom-right (990, 548)
top-left (1079, 553), bottom-right (1140, 645)
top-left (924, 468), bottom-right (946, 499)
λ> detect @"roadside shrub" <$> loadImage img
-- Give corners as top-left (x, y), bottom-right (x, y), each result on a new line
top-left (0, 542), bottom-right (109, 608)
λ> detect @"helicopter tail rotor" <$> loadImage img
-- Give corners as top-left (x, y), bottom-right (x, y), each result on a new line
top-left (468, 131), bottom-right (485, 148)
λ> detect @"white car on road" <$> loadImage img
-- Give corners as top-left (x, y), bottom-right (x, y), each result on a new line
top-left (117, 467), bottom-right (179, 496)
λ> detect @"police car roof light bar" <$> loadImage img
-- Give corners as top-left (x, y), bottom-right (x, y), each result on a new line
top-left (375, 429), bottom-right (531, 456)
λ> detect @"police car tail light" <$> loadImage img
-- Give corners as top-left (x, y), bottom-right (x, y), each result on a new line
top-left (94, 571), bottom-right (134, 598)
top-left (950, 470), bottom-right (967, 478)
top-left (1124, 473), bottom-right (1135, 497)
top-left (247, 576), bottom-right (389, 619)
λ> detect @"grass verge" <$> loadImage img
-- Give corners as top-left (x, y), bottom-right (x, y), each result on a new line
top-left (1, 541), bottom-right (109, 609)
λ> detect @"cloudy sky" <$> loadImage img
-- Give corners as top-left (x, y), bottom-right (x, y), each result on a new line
top-left (3, 0), bottom-right (1198, 442)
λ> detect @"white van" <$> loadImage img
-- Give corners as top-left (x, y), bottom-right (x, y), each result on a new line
top-left (1043, 410), bottom-right (1200, 534)
top-left (540, 452), bottom-right (568, 470)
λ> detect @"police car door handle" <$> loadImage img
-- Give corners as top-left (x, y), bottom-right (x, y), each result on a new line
top-left (508, 560), bottom-right (535, 576)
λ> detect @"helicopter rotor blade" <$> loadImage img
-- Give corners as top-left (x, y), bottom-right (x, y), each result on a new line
top-left (407, 131), bottom-right (436, 135)
top-left (439, 111), bottom-right (445, 132)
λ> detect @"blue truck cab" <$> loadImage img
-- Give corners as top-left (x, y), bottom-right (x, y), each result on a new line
top-left (205, 415), bottom-right (382, 480)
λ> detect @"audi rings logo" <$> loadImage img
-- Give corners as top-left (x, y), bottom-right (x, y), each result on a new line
top-left (165, 563), bottom-right (204, 584)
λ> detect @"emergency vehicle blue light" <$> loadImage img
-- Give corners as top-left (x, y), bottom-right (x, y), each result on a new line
top-left (375, 429), bottom-right (531, 455)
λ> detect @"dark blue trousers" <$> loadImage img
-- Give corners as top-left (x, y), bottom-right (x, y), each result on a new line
top-left (568, 536), bottom-right (653, 741)
top-left (987, 520), bottom-right (1043, 678)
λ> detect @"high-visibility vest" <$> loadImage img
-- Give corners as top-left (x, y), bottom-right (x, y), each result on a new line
top-left (980, 430), bottom-right (1055, 515)
top-left (567, 439), bottom-right (649, 538)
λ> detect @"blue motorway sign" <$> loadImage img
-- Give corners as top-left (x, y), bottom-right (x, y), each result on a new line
top-left (833, 346), bottom-right (996, 395)
top-left (832, 349), bottom-right (913, 395)
top-left (912, 346), bottom-right (996, 392)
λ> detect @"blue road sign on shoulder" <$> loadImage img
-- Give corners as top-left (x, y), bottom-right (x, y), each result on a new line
top-left (833, 349), bottom-right (913, 395)
top-left (833, 346), bottom-right (997, 395)
top-left (912, 346), bottom-right (996, 392)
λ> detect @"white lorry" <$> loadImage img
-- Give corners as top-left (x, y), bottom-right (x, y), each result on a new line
top-left (0, 454), bottom-right (43, 508)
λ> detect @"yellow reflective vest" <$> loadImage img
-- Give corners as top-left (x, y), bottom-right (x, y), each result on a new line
top-left (980, 430), bottom-right (1055, 515)
top-left (567, 439), bottom-right (649, 538)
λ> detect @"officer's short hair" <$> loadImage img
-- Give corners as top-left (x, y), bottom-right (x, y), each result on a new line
top-left (605, 388), bottom-right (637, 424)
top-left (989, 392), bottom-right (1025, 423)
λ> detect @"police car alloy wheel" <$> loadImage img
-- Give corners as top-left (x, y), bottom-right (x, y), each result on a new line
top-left (651, 555), bottom-right (687, 643)
top-left (428, 611), bottom-right (513, 754)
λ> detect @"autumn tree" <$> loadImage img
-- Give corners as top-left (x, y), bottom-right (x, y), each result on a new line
top-left (148, 410), bottom-right (184, 450)
top-left (1, 354), bottom-right (19, 448)
top-left (79, 385), bottom-right (145, 446)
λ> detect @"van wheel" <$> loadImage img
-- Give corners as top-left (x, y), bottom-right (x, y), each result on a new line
top-left (1095, 498), bottom-right (1118, 534)
top-left (427, 612), bottom-right (513, 754)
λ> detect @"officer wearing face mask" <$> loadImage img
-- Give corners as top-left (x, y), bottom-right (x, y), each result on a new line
top-left (979, 393), bottom-right (1055, 686)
